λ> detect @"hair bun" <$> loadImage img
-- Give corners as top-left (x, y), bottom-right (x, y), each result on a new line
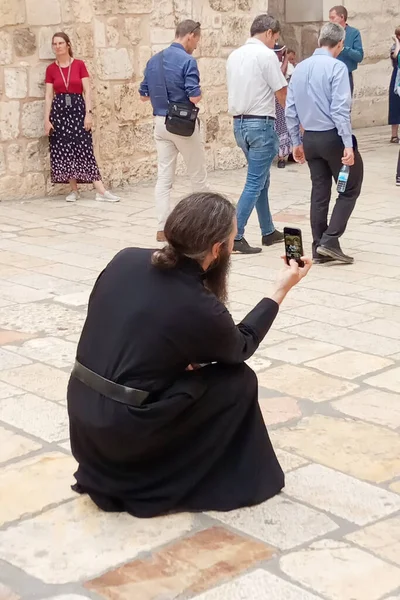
top-left (151, 245), bottom-right (179, 269)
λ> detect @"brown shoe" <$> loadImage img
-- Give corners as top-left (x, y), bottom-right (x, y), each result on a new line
top-left (156, 231), bottom-right (166, 242)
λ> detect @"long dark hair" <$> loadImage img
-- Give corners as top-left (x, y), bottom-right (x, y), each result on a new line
top-left (52, 32), bottom-right (73, 57)
top-left (152, 192), bottom-right (235, 303)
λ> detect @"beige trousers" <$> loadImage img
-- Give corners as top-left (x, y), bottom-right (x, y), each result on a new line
top-left (154, 116), bottom-right (209, 230)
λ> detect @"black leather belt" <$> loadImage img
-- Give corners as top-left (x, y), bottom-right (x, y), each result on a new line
top-left (71, 360), bottom-right (149, 407)
top-left (233, 115), bottom-right (275, 120)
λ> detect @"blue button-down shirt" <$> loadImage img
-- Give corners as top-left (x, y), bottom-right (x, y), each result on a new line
top-left (139, 43), bottom-right (201, 116)
top-left (286, 48), bottom-right (353, 148)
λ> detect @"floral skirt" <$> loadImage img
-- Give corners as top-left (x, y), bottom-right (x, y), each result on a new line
top-left (50, 93), bottom-right (101, 184)
top-left (275, 99), bottom-right (292, 158)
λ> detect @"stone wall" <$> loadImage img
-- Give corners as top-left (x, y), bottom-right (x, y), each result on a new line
top-left (0, 0), bottom-right (398, 200)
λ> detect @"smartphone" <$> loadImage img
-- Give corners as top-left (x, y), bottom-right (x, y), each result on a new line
top-left (284, 227), bottom-right (304, 267)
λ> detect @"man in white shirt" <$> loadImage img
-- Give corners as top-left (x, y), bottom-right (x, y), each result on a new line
top-left (227, 14), bottom-right (288, 254)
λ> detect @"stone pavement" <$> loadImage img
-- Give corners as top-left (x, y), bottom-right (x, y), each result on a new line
top-left (0, 126), bottom-right (400, 600)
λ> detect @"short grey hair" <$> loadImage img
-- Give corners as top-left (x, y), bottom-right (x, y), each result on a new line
top-left (250, 14), bottom-right (281, 37)
top-left (318, 22), bottom-right (345, 47)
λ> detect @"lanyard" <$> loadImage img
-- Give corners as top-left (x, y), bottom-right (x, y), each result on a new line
top-left (57, 59), bottom-right (72, 92)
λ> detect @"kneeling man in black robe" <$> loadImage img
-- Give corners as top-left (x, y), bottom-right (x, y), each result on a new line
top-left (67, 192), bottom-right (312, 518)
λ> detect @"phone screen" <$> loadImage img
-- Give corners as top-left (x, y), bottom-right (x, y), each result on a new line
top-left (284, 229), bottom-right (304, 267)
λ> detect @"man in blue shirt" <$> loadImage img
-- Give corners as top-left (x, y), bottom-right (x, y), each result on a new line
top-left (286, 22), bottom-right (363, 264)
top-left (140, 20), bottom-right (208, 242)
top-left (329, 5), bottom-right (364, 96)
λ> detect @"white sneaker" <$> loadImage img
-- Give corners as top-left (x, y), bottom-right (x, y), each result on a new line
top-left (95, 191), bottom-right (120, 203)
top-left (66, 191), bottom-right (80, 202)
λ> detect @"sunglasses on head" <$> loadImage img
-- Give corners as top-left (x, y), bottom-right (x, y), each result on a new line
top-left (190, 22), bottom-right (201, 34)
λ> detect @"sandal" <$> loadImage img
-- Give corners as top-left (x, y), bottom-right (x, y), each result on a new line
top-left (390, 136), bottom-right (399, 143)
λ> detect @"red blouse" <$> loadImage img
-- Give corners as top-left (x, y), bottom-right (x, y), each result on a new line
top-left (45, 59), bottom-right (89, 95)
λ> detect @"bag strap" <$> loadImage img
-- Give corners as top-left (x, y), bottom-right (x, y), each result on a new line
top-left (158, 50), bottom-right (169, 104)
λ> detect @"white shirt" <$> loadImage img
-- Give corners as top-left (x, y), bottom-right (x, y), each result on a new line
top-left (226, 38), bottom-right (287, 118)
top-left (286, 61), bottom-right (295, 80)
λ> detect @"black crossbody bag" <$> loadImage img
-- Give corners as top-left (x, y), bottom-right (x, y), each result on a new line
top-left (159, 51), bottom-right (199, 137)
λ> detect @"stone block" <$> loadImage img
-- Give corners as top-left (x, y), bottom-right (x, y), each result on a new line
top-left (26, 138), bottom-right (48, 172)
top-left (204, 89), bottom-right (229, 115)
top-left (217, 115), bottom-right (235, 145)
top-left (5, 68), bottom-right (28, 99)
top-left (71, 0), bottom-right (93, 23)
top-left (209, 0), bottom-right (235, 11)
top-left (221, 15), bottom-right (252, 48)
top-left (198, 58), bottom-right (227, 87)
top-left (116, 0), bottom-right (155, 13)
top-left (98, 123), bottom-right (119, 160)
top-left (106, 18), bottom-right (120, 47)
top-left (134, 121), bottom-right (155, 153)
top-left (86, 527), bottom-right (274, 599)
top-left (130, 155), bottom-right (157, 180)
top-left (92, 0), bottom-right (117, 15)
top-left (29, 63), bottom-right (48, 98)
top-left (301, 24), bottom-right (319, 58)
top-left (216, 146), bottom-right (246, 170)
top-left (39, 27), bottom-right (59, 60)
top-left (150, 28), bottom-right (175, 44)
top-left (26, 0), bottom-right (61, 26)
top-left (22, 101), bottom-right (45, 138)
top-left (0, 147), bottom-right (6, 177)
top-left (97, 48), bottom-right (134, 80)
top-left (352, 96), bottom-right (388, 128)
top-left (353, 61), bottom-right (391, 101)
top-left (150, 0), bottom-right (176, 29)
top-left (114, 82), bottom-right (152, 121)
top-left (206, 115), bottom-right (219, 142)
top-left (0, 101), bottom-right (20, 141)
top-left (150, 0), bottom-right (175, 28)
top-left (13, 28), bottom-right (36, 57)
top-left (0, 0), bottom-right (25, 28)
top-left (94, 19), bottom-right (106, 48)
top-left (6, 144), bottom-right (24, 174)
top-left (94, 81), bottom-right (112, 121)
top-left (198, 30), bottom-right (221, 58)
top-left (124, 17), bottom-right (143, 46)
top-left (65, 24), bottom-right (94, 58)
top-left (0, 175), bottom-right (24, 201)
top-left (0, 31), bottom-right (13, 65)
top-left (237, 0), bottom-right (251, 8)
top-left (139, 45), bottom-right (152, 75)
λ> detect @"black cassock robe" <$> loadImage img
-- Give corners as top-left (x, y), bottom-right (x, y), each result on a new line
top-left (68, 248), bottom-right (284, 518)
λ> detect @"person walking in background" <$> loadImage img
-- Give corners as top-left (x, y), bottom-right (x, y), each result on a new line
top-left (273, 43), bottom-right (292, 169)
top-left (226, 14), bottom-right (288, 254)
top-left (389, 28), bottom-right (400, 143)
top-left (329, 5), bottom-right (363, 96)
top-left (286, 49), bottom-right (297, 80)
top-left (286, 22), bottom-right (364, 265)
top-left (139, 20), bottom-right (208, 242)
top-left (44, 33), bottom-right (120, 204)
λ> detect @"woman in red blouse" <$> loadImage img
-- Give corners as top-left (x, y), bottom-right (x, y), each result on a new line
top-left (44, 32), bottom-right (120, 203)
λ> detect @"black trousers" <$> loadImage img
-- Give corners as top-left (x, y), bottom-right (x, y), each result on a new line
top-left (349, 72), bottom-right (354, 97)
top-left (396, 150), bottom-right (400, 178)
top-left (303, 129), bottom-right (363, 257)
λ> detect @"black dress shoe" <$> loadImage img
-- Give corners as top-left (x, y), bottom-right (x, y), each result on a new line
top-left (313, 256), bottom-right (336, 265)
top-left (262, 230), bottom-right (284, 246)
top-left (233, 237), bottom-right (262, 254)
top-left (317, 245), bottom-right (354, 264)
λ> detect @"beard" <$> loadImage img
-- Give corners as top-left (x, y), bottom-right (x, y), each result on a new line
top-left (203, 246), bottom-right (231, 304)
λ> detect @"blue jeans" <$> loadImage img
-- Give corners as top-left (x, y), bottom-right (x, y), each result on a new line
top-left (234, 118), bottom-right (279, 239)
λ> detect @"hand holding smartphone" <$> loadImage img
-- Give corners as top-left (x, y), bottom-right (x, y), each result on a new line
top-left (284, 227), bottom-right (304, 268)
